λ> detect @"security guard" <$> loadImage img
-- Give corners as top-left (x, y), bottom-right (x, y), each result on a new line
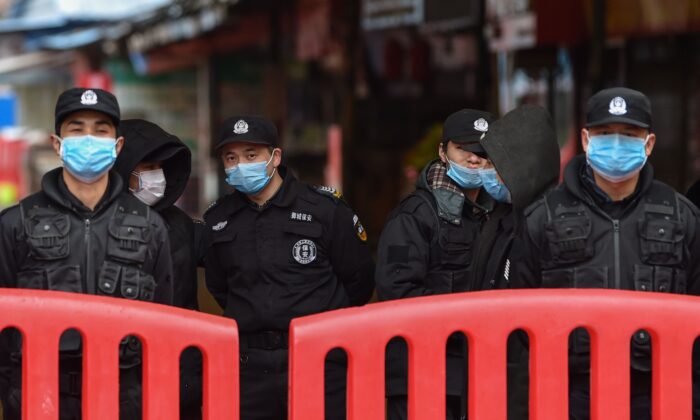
top-left (204, 116), bottom-right (375, 420)
top-left (114, 119), bottom-right (204, 419)
top-left (0, 88), bottom-right (174, 420)
top-left (512, 87), bottom-right (700, 419)
top-left (375, 109), bottom-right (496, 420)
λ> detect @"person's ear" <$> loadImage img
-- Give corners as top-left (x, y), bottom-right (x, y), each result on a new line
top-left (51, 134), bottom-right (62, 157)
top-left (645, 133), bottom-right (656, 156)
top-left (581, 129), bottom-right (590, 153)
top-left (438, 143), bottom-right (447, 163)
top-left (272, 148), bottom-right (282, 168)
top-left (115, 137), bottom-right (124, 155)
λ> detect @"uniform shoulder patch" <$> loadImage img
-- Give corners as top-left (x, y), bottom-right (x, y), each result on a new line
top-left (353, 214), bottom-right (368, 242)
top-left (313, 185), bottom-right (343, 201)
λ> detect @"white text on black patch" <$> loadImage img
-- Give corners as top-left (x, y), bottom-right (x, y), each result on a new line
top-left (290, 211), bottom-right (313, 222)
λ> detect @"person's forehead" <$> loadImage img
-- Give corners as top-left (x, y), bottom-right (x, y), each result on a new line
top-left (220, 142), bottom-right (268, 154)
top-left (589, 123), bottom-right (644, 132)
top-left (61, 110), bottom-right (115, 125)
top-left (135, 160), bottom-right (162, 167)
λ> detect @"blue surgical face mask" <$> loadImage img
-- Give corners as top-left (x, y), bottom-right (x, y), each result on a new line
top-left (59, 135), bottom-right (117, 184)
top-left (480, 168), bottom-right (511, 203)
top-left (446, 159), bottom-right (483, 189)
top-left (225, 151), bottom-right (276, 195)
top-left (586, 133), bottom-right (648, 183)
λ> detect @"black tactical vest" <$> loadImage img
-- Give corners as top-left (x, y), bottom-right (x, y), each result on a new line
top-left (413, 190), bottom-right (479, 293)
top-left (17, 192), bottom-right (158, 301)
top-left (538, 181), bottom-right (686, 371)
top-left (15, 192), bottom-right (158, 358)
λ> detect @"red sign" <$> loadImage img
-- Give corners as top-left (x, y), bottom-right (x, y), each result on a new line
top-left (76, 71), bottom-right (113, 92)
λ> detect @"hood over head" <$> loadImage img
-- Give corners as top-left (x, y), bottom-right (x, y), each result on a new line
top-left (480, 105), bottom-right (560, 209)
top-left (113, 119), bottom-right (191, 211)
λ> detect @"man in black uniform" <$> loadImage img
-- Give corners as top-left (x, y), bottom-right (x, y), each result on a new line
top-left (114, 119), bottom-right (204, 419)
top-left (512, 87), bottom-right (700, 419)
top-left (375, 109), bottom-right (496, 420)
top-left (204, 116), bottom-right (375, 420)
top-left (0, 88), bottom-right (174, 419)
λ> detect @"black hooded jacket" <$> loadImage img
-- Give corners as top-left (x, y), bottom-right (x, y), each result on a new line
top-left (470, 105), bottom-right (561, 288)
top-left (114, 119), bottom-right (204, 310)
top-left (113, 119), bottom-right (204, 419)
top-left (0, 168), bottom-right (174, 414)
top-left (375, 158), bottom-right (496, 396)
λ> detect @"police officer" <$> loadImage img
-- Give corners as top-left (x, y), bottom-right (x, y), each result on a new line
top-left (0, 88), bottom-right (174, 420)
top-left (512, 87), bottom-right (700, 419)
top-left (114, 119), bottom-right (204, 419)
top-left (204, 116), bottom-right (375, 420)
top-left (375, 109), bottom-right (496, 420)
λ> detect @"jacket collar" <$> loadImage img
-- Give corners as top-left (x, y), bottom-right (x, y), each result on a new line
top-left (417, 159), bottom-right (493, 224)
top-left (564, 154), bottom-right (654, 206)
top-left (42, 168), bottom-right (124, 216)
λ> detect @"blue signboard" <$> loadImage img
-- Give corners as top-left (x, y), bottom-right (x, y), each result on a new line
top-left (0, 92), bottom-right (16, 128)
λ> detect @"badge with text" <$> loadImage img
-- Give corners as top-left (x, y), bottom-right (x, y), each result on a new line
top-left (293, 239), bottom-right (317, 264)
top-left (212, 221), bottom-right (228, 231)
top-left (290, 211), bottom-right (313, 222)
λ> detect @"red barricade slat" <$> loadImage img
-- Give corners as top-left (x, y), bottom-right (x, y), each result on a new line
top-left (289, 289), bottom-right (700, 419)
top-left (0, 289), bottom-right (239, 419)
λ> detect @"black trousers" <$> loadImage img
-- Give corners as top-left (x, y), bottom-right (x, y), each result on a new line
top-left (2, 366), bottom-right (142, 420)
top-left (569, 372), bottom-right (651, 420)
top-left (239, 347), bottom-right (347, 420)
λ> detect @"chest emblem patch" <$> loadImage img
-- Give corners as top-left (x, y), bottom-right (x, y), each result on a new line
top-left (293, 239), bottom-right (317, 264)
top-left (212, 221), bottom-right (228, 231)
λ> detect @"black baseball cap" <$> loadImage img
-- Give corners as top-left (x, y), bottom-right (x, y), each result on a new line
top-left (217, 116), bottom-right (278, 150)
top-left (585, 87), bottom-right (651, 129)
top-left (442, 109), bottom-right (495, 155)
top-left (55, 88), bottom-right (120, 134)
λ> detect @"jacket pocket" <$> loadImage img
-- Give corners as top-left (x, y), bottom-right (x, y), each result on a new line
top-left (638, 218), bottom-right (684, 265)
top-left (425, 271), bottom-right (454, 295)
top-left (278, 222), bottom-right (324, 266)
top-left (107, 216), bottom-right (149, 265)
top-left (17, 269), bottom-right (45, 289)
top-left (120, 267), bottom-right (155, 301)
top-left (24, 212), bottom-right (70, 261)
top-left (541, 268), bottom-right (574, 288)
top-left (634, 263), bottom-right (684, 293)
top-left (572, 266), bottom-right (608, 289)
top-left (46, 265), bottom-right (82, 293)
top-left (98, 261), bottom-right (121, 296)
top-left (541, 266), bottom-right (608, 289)
top-left (544, 215), bottom-right (593, 265)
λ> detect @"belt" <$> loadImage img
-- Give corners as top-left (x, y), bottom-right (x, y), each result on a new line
top-left (240, 331), bottom-right (289, 350)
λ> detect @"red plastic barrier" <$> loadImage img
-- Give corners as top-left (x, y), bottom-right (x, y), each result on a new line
top-left (289, 289), bottom-right (699, 420)
top-left (0, 289), bottom-right (238, 420)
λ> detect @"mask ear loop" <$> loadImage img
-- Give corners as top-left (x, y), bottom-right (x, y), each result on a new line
top-left (267, 149), bottom-right (278, 179)
top-left (130, 171), bottom-right (144, 192)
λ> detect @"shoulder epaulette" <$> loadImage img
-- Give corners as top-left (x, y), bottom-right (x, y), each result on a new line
top-left (312, 185), bottom-right (344, 202)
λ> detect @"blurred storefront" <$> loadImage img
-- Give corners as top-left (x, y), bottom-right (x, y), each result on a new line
top-left (486, 0), bottom-right (700, 192)
top-left (355, 0), bottom-right (490, 246)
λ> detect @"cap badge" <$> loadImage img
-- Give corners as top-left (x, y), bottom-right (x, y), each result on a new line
top-left (233, 120), bottom-right (249, 134)
top-left (80, 90), bottom-right (98, 106)
top-left (609, 96), bottom-right (627, 116)
top-left (474, 118), bottom-right (489, 132)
